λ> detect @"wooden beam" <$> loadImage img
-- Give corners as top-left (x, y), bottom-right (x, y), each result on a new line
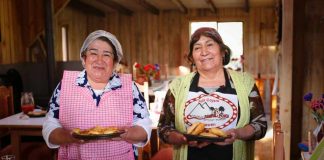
top-left (97, 0), bottom-right (133, 16)
top-left (244, 0), bottom-right (250, 13)
top-left (44, 0), bottom-right (56, 93)
top-left (54, 0), bottom-right (70, 16)
top-left (171, 0), bottom-right (187, 14)
top-left (205, 0), bottom-right (217, 13)
top-left (68, 0), bottom-right (105, 17)
top-left (290, 0), bottom-right (307, 158)
top-left (136, 0), bottom-right (159, 15)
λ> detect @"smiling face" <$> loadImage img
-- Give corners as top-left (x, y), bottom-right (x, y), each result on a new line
top-left (84, 39), bottom-right (115, 84)
top-left (192, 35), bottom-right (224, 73)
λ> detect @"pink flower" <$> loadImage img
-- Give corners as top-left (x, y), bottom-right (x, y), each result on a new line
top-left (304, 92), bottom-right (324, 123)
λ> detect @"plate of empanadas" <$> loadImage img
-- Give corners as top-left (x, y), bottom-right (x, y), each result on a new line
top-left (183, 122), bottom-right (231, 142)
top-left (72, 126), bottom-right (125, 140)
top-left (27, 110), bottom-right (47, 117)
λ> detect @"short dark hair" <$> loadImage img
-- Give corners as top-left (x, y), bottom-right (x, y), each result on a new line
top-left (187, 27), bottom-right (231, 66)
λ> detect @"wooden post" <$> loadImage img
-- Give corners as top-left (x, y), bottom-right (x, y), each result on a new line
top-left (44, 0), bottom-right (56, 93)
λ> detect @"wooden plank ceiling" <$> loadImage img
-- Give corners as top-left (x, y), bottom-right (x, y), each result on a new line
top-left (76, 0), bottom-right (276, 16)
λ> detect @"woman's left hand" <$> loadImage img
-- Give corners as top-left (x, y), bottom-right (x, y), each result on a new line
top-left (113, 126), bottom-right (147, 144)
top-left (213, 129), bottom-right (237, 146)
top-left (213, 125), bottom-right (256, 146)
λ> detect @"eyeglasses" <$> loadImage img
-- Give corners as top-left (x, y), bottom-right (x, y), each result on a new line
top-left (86, 48), bottom-right (114, 61)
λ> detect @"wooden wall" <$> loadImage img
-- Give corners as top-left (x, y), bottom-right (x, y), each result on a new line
top-left (53, 6), bottom-right (278, 78)
top-left (0, 0), bottom-right (24, 63)
top-left (0, 0), bottom-right (69, 64)
top-left (301, 0), bottom-right (324, 146)
top-left (0, 0), bottom-right (278, 77)
top-left (280, 0), bottom-right (324, 159)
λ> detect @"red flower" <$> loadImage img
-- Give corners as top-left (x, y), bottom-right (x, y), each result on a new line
top-left (134, 63), bottom-right (160, 81)
top-left (135, 63), bottom-right (141, 68)
top-left (143, 64), bottom-right (154, 72)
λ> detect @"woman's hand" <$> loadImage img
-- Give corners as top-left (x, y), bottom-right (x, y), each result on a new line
top-left (167, 131), bottom-right (187, 146)
top-left (213, 125), bottom-right (255, 146)
top-left (49, 128), bottom-right (85, 145)
top-left (166, 131), bottom-right (210, 148)
top-left (213, 129), bottom-right (237, 146)
top-left (118, 125), bottom-right (147, 144)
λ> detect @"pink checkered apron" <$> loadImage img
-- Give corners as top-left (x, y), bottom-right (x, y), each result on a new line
top-left (58, 71), bottom-right (134, 160)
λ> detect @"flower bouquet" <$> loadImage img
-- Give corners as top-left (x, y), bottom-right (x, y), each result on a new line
top-left (304, 93), bottom-right (324, 143)
top-left (133, 62), bottom-right (160, 86)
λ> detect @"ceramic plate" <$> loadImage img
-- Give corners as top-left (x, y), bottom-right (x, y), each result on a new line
top-left (72, 130), bottom-right (125, 140)
top-left (27, 110), bottom-right (47, 117)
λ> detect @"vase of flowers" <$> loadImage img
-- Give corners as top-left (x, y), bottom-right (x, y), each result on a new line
top-left (304, 93), bottom-right (324, 143)
top-left (134, 62), bottom-right (160, 86)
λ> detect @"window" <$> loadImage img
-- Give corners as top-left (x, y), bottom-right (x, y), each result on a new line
top-left (190, 22), bottom-right (243, 71)
top-left (61, 26), bottom-right (68, 61)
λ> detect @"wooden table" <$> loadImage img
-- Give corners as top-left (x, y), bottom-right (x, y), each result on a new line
top-left (0, 112), bottom-right (45, 160)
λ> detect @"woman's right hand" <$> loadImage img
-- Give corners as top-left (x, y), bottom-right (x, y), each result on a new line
top-left (167, 131), bottom-right (187, 146)
top-left (68, 131), bottom-right (86, 144)
top-left (167, 131), bottom-right (210, 148)
top-left (49, 128), bottom-right (85, 145)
